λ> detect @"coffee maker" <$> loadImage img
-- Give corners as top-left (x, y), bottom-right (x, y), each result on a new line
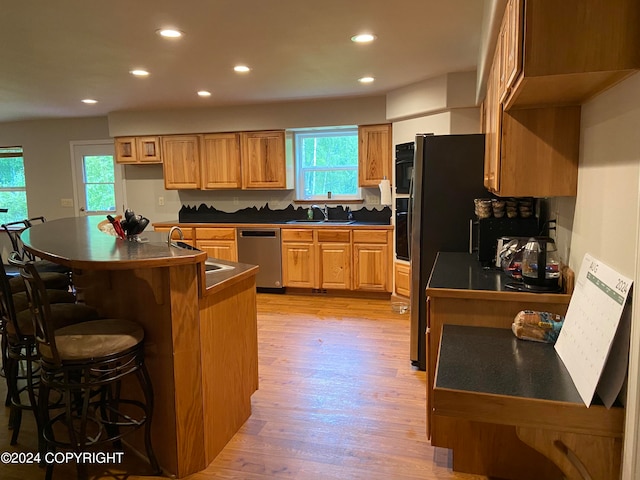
top-left (506, 236), bottom-right (562, 292)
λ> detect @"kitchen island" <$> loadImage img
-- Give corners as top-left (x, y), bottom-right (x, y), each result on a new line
top-left (21, 216), bottom-right (259, 478)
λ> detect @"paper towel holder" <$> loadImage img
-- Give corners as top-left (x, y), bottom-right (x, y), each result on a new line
top-left (379, 176), bottom-right (392, 206)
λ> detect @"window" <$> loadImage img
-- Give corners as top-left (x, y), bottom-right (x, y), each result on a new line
top-left (294, 127), bottom-right (360, 200)
top-left (82, 155), bottom-right (117, 212)
top-left (0, 146), bottom-right (28, 224)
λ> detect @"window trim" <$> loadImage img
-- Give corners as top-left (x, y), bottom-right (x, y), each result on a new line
top-left (293, 127), bottom-right (362, 201)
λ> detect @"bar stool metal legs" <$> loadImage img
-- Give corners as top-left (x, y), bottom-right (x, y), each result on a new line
top-left (19, 260), bottom-right (160, 479)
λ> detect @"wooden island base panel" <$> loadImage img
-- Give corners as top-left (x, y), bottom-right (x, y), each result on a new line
top-left (21, 217), bottom-right (259, 478)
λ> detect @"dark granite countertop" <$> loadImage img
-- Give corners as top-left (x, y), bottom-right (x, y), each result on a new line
top-left (428, 251), bottom-right (514, 292)
top-left (436, 325), bottom-right (583, 403)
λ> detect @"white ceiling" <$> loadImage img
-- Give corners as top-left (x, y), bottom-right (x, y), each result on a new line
top-left (1, 0), bottom-right (486, 123)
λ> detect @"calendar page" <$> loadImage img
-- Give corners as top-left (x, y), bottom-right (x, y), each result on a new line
top-left (555, 253), bottom-right (632, 407)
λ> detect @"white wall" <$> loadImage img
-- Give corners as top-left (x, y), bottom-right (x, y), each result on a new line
top-left (566, 72), bottom-right (640, 480)
top-left (0, 117), bottom-right (110, 220)
top-left (108, 96), bottom-right (388, 136)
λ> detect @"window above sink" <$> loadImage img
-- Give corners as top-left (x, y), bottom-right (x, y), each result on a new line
top-left (292, 126), bottom-right (362, 202)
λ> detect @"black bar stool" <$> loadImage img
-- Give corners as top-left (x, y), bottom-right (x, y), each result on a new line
top-left (0, 258), bottom-right (99, 446)
top-left (18, 260), bottom-right (160, 480)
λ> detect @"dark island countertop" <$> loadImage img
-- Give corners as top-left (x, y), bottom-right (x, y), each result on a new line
top-left (22, 216), bottom-right (206, 270)
top-left (21, 216), bottom-right (258, 294)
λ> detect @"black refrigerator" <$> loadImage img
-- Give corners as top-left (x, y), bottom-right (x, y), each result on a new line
top-left (409, 133), bottom-right (487, 370)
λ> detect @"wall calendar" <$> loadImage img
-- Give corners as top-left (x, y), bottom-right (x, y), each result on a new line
top-left (555, 253), bottom-right (632, 407)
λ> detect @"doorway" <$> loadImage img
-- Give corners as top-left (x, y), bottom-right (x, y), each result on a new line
top-left (70, 141), bottom-right (125, 216)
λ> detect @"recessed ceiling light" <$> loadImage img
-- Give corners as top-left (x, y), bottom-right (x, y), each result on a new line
top-left (234, 65), bottom-right (251, 73)
top-left (351, 33), bottom-right (376, 43)
top-left (358, 76), bottom-right (375, 84)
top-left (157, 29), bottom-right (183, 38)
top-left (81, 99), bottom-right (97, 104)
top-left (130, 69), bottom-right (150, 77)
top-left (197, 90), bottom-right (211, 97)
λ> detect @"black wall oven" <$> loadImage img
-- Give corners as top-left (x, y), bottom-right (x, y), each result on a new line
top-left (395, 142), bottom-right (414, 195)
top-left (396, 197), bottom-right (410, 261)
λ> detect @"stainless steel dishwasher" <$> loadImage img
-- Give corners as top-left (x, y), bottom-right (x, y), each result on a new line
top-left (236, 227), bottom-right (283, 291)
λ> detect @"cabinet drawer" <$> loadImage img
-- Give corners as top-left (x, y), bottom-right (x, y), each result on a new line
top-left (353, 230), bottom-right (388, 244)
top-left (195, 228), bottom-right (236, 240)
top-left (317, 230), bottom-right (350, 243)
top-left (282, 229), bottom-right (313, 242)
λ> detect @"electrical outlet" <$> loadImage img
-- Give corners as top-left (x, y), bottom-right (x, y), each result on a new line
top-left (158, 196), bottom-right (165, 206)
top-left (60, 198), bottom-right (73, 207)
top-left (233, 197), bottom-right (239, 205)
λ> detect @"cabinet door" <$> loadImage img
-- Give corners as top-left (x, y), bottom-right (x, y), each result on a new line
top-left (282, 242), bottom-right (315, 288)
top-left (498, 106), bottom-right (580, 197)
top-left (353, 243), bottom-right (390, 292)
top-left (115, 137), bottom-right (137, 164)
top-left (358, 124), bottom-right (392, 187)
top-left (162, 135), bottom-right (201, 189)
top-left (240, 131), bottom-right (286, 189)
top-left (201, 133), bottom-right (242, 189)
top-left (195, 240), bottom-right (237, 262)
top-left (394, 262), bottom-right (410, 298)
top-left (483, 63), bottom-right (502, 193)
top-left (503, 0), bottom-right (523, 93)
top-left (319, 243), bottom-right (351, 290)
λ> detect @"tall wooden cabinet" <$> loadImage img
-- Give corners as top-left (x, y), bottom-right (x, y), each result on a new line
top-left (200, 133), bottom-right (242, 189)
top-left (162, 135), bottom-right (201, 189)
top-left (161, 130), bottom-right (288, 190)
top-left (358, 124), bottom-right (392, 187)
top-left (240, 131), bottom-right (287, 189)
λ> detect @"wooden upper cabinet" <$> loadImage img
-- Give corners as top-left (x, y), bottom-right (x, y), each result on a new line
top-left (503, 0), bottom-right (640, 109)
top-left (358, 124), bottom-right (392, 187)
top-left (240, 131), bottom-right (287, 189)
top-left (162, 135), bottom-right (201, 189)
top-left (115, 136), bottom-right (162, 164)
top-left (201, 133), bottom-right (242, 189)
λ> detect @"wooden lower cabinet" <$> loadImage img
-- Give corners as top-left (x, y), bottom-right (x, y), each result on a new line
top-left (352, 230), bottom-right (392, 292)
top-left (282, 229), bottom-right (315, 288)
top-left (317, 230), bottom-right (351, 290)
top-left (394, 262), bottom-right (410, 298)
top-left (194, 228), bottom-right (237, 262)
top-left (282, 227), bottom-right (391, 292)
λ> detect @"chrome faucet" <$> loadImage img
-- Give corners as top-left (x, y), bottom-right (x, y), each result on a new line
top-left (168, 225), bottom-right (184, 247)
top-left (311, 204), bottom-right (329, 221)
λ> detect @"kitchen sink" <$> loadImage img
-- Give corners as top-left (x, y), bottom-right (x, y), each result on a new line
top-left (204, 259), bottom-right (235, 273)
top-left (286, 219), bottom-right (355, 225)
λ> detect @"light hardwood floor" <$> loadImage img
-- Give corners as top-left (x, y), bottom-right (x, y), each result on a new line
top-left (0, 293), bottom-right (486, 479)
